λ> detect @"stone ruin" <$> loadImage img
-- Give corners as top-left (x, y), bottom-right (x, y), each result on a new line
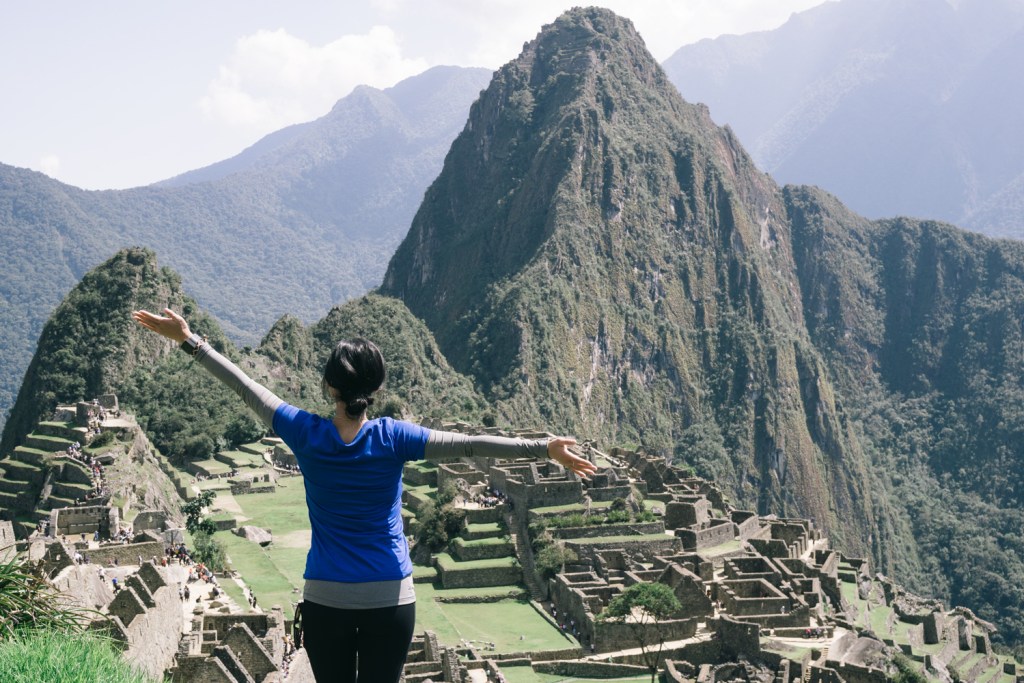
top-left (172, 608), bottom-right (289, 682)
top-left (404, 425), bottom-right (1021, 683)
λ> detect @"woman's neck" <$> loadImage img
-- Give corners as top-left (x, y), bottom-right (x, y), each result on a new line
top-left (333, 408), bottom-right (367, 443)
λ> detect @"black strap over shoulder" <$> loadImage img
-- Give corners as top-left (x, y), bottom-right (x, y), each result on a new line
top-left (293, 602), bottom-right (303, 648)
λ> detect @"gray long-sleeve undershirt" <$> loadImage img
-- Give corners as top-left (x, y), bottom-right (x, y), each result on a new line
top-left (190, 342), bottom-right (549, 461)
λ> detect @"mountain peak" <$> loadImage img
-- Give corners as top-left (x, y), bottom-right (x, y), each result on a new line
top-left (381, 6), bottom-right (858, 549)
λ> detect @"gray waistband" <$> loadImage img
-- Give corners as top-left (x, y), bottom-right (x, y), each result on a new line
top-left (303, 576), bottom-right (416, 609)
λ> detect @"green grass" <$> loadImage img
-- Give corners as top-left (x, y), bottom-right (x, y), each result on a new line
top-left (191, 459), bottom-right (232, 475)
top-left (414, 582), bottom-right (569, 653)
top-left (564, 533), bottom-right (673, 544)
top-left (216, 450), bottom-right (264, 468)
top-left (221, 534), bottom-right (302, 619)
top-left (0, 629), bottom-right (155, 682)
top-left (435, 553), bottom-right (518, 571)
top-left (456, 536), bottom-right (510, 547)
top-left (502, 671), bottom-right (648, 683)
top-left (218, 577), bottom-right (251, 613)
top-left (213, 479), bottom-right (309, 618)
top-left (684, 539), bottom-right (738, 558)
top-left (531, 500), bottom-right (614, 515)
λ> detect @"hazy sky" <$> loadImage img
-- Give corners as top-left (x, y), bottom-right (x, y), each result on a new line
top-left (1, 1), bottom-right (830, 190)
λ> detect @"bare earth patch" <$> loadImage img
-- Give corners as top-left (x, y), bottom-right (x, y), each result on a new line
top-left (276, 530), bottom-right (312, 548)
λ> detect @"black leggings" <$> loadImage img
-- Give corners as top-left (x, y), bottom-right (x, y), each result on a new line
top-left (301, 600), bottom-right (416, 683)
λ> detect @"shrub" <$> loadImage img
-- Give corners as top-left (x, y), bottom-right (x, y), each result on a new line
top-left (415, 501), bottom-right (466, 552)
top-left (192, 531), bottom-right (226, 571)
top-left (88, 430), bottom-right (116, 449)
top-left (0, 553), bottom-right (89, 638)
top-left (535, 543), bottom-right (578, 580)
top-left (0, 629), bottom-right (152, 682)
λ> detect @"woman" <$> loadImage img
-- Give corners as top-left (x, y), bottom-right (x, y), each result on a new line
top-left (132, 308), bottom-right (595, 682)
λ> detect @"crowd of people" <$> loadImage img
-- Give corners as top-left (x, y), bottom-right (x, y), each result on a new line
top-left (474, 486), bottom-right (507, 508)
top-left (63, 441), bottom-right (111, 505)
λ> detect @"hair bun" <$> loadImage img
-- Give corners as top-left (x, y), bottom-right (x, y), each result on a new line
top-left (344, 396), bottom-right (373, 418)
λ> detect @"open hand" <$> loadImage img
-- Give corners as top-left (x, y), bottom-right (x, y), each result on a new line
top-left (547, 437), bottom-right (597, 479)
top-left (132, 308), bottom-right (192, 343)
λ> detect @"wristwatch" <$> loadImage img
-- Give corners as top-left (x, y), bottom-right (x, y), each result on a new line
top-left (180, 333), bottom-right (206, 357)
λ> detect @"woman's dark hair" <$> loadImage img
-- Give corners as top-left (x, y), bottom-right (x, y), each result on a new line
top-left (322, 338), bottom-right (386, 418)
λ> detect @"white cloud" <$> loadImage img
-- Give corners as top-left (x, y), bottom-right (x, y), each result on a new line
top-left (38, 154), bottom-right (60, 177)
top-left (199, 26), bottom-right (428, 132)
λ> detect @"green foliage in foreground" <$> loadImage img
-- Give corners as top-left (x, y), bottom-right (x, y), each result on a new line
top-left (0, 553), bottom-right (89, 638)
top-left (0, 628), bottom-right (155, 682)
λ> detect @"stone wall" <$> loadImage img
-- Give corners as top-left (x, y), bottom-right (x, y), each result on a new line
top-left (436, 560), bottom-right (522, 589)
top-left (96, 564), bottom-right (184, 680)
top-left (550, 521), bottom-right (664, 540)
top-left (533, 660), bottom-right (649, 678)
top-left (450, 537), bottom-right (515, 561)
top-left (659, 565), bottom-right (714, 618)
top-left (437, 462), bottom-right (487, 490)
top-left (565, 534), bottom-right (680, 560)
top-left (731, 511), bottom-right (762, 540)
top-left (132, 510), bottom-right (168, 533)
top-left (505, 477), bottom-right (582, 509)
top-left (586, 484), bottom-right (634, 502)
top-left (403, 462), bottom-right (437, 487)
top-left (674, 518), bottom-right (736, 551)
top-left (665, 500), bottom-right (711, 529)
top-left (717, 616), bottom-right (761, 658)
top-left (88, 540), bottom-right (165, 567)
top-left (719, 578), bottom-right (790, 616)
top-left (594, 617), bottom-right (698, 651)
top-left (52, 505), bottom-right (119, 538)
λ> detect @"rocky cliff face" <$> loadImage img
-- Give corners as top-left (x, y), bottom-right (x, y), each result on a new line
top-left (382, 8), bottom-right (875, 555)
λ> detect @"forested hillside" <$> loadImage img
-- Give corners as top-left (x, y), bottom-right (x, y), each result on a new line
top-left (382, 8), bottom-right (1024, 650)
top-left (1, 248), bottom-right (482, 466)
top-left (0, 65), bottom-right (491, 433)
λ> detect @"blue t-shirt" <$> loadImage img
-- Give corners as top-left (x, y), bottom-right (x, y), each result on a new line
top-left (272, 405), bottom-right (429, 583)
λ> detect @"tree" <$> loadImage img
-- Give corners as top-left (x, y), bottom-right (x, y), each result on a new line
top-left (414, 501), bottom-right (466, 552)
top-left (535, 542), bottom-right (577, 579)
top-left (182, 490), bottom-right (217, 536)
top-left (192, 531), bottom-right (226, 571)
top-left (599, 582), bottom-right (682, 683)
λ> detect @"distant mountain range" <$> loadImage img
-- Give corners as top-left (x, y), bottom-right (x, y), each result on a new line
top-left (664, 0), bottom-right (1024, 238)
top-left (0, 65), bottom-right (492, 432)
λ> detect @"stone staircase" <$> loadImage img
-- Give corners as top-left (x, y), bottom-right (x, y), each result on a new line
top-left (505, 509), bottom-right (547, 602)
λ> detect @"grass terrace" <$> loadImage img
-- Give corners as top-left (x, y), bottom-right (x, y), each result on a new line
top-left (189, 458), bottom-right (233, 477)
top-left (216, 471), bottom-right (566, 652)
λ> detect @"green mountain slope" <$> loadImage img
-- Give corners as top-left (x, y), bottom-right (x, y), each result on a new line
top-left (0, 66), bottom-right (492, 434)
top-left (382, 7), bottom-right (1024, 648)
top-left (382, 8), bottom-right (876, 554)
top-left (2, 249), bottom-right (481, 467)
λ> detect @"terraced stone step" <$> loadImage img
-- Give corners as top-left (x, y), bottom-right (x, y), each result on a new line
top-left (35, 421), bottom-right (87, 441)
top-left (12, 446), bottom-right (51, 466)
top-left (23, 433), bottom-right (75, 453)
top-left (0, 458), bottom-right (46, 485)
top-left (12, 518), bottom-right (36, 538)
top-left (0, 478), bottom-right (28, 495)
top-left (43, 495), bottom-right (76, 510)
top-left (51, 480), bottom-right (94, 500)
top-left (0, 490), bottom-right (20, 509)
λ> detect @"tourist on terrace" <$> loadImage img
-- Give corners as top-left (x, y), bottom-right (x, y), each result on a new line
top-left (132, 307), bottom-right (596, 683)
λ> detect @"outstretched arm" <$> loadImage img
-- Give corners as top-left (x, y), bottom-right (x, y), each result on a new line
top-left (424, 431), bottom-right (596, 478)
top-left (132, 308), bottom-right (284, 428)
